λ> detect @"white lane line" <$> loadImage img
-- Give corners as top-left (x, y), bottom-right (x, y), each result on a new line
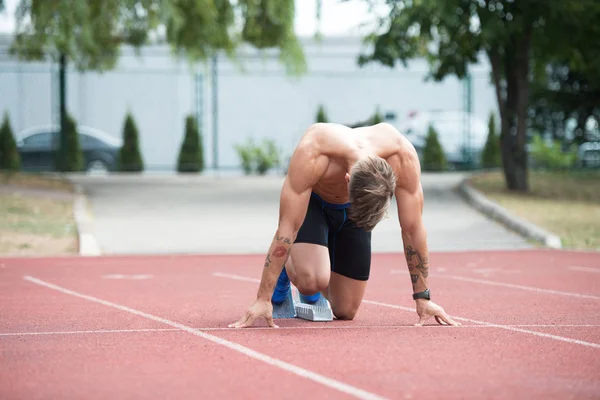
top-left (569, 266), bottom-right (600, 274)
top-left (22, 275), bottom-right (387, 400)
top-left (362, 300), bottom-right (600, 349)
top-left (390, 271), bottom-right (600, 300)
top-left (213, 272), bottom-right (260, 283)
top-left (0, 328), bottom-right (180, 336)
top-left (213, 272), bottom-right (600, 350)
top-left (4, 324), bottom-right (600, 338)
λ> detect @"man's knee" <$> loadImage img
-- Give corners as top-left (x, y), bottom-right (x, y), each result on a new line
top-left (293, 269), bottom-right (329, 295)
top-left (331, 304), bottom-right (359, 320)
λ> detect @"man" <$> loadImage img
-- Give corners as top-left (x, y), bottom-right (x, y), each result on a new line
top-left (229, 122), bottom-right (460, 328)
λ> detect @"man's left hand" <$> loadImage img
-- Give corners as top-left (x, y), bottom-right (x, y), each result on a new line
top-left (415, 299), bottom-right (461, 326)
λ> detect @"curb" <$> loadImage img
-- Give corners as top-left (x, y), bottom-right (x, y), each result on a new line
top-left (458, 178), bottom-right (562, 249)
top-left (73, 184), bottom-right (102, 256)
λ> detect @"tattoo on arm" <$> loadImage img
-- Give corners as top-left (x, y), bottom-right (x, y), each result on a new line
top-left (264, 252), bottom-right (272, 268)
top-left (276, 235), bottom-right (293, 245)
top-left (404, 245), bottom-right (429, 287)
top-left (264, 235), bottom-right (293, 268)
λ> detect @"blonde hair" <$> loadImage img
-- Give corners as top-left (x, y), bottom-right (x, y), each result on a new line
top-left (347, 156), bottom-right (396, 232)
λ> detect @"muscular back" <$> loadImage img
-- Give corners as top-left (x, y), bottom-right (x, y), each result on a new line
top-left (285, 122), bottom-right (420, 205)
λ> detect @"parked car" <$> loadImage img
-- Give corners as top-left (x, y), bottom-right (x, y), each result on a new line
top-left (396, 110), bottom-right (489, 168)
top-left (16, 125), bottom-right (122, 173)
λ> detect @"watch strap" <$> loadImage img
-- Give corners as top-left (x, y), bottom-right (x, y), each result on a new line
top-left (412, 288), bottom-right (430, 300)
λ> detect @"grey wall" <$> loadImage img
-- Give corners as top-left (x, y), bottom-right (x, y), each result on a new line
top-left (0, 35), bottom-right (498, 172)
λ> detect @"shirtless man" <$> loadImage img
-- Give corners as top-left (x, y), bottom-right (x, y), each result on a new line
top-left (229, 122), bottom-right (460, 328)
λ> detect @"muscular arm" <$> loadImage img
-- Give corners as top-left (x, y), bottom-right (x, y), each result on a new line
top-left (255, 178), bottom-right (311, 300)
top-left (391, 151), bottom-right (429, 294)
top-left (255, 130), bottom-right (328, 301)
top-left (396, 183), bottom-right (429, 293)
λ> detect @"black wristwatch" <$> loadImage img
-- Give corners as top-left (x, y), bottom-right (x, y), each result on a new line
top-left (413, 288), bottom-right (430, 300)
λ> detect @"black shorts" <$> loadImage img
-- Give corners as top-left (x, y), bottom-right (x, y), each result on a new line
top-left (294, 192), bottom-right (372, 281)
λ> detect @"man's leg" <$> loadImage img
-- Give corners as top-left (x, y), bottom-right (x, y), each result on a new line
top-left (286, 243), bottom-right (330, 302)
top-left (271, 195), bottom-right (329, 306)
top-left (326, 272), bottom-right (368, 320)
top-left (326, 219), bottom-right (372, 320)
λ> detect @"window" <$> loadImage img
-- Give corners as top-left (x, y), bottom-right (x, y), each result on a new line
top-left (80, 134), bottom-right (104, 147)
top-left (22, 132), bottom-right (53, 148)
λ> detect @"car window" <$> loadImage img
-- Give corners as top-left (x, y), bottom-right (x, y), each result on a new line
top-left (22, 132), bottom-right (53, 148)
top-left (80, 134), bottom-right (104, 147)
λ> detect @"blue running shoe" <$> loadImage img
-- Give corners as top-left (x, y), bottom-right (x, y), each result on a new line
top-left (271, 268), bottom-right (291, 305)
top-left (300, 292), bottom-right (322, 304)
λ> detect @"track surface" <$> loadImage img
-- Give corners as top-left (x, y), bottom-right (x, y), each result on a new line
top-left (1, 249), bottom-right (599, 399)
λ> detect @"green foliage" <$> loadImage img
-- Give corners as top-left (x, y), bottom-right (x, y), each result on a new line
top-left (372, 106), bottom-right (383, 124)
top-left (0, 112), bottom-right (21, 172)
top-left (54, 113), bottom-right (83, 172)
top-left (481, 113), bottom-right (501, 168)
top-left (165, 0), bottom-right (306, 76)
top-left (10, 0), bottom-right (164, 71)
top-left (177, 115), bottom-right (204, 173)
top-left (234, 138), bottom-right (280, 175)
top-left (235, 139), bottom-right (255, 175)
top-left (529, 135), bottom-right (577, 170)
top-left (119, 112), bottom-right (144, 172)
top-left (166, 0), bottom-right (236, 62)
top-left (316, 104), bottom-right (328, 123)
top-left (349, 0), bottom-right (600, 191)
top-left (422, 125), bottom-right (447, 171)
top-left (347, 106), bottom-right (385, 128)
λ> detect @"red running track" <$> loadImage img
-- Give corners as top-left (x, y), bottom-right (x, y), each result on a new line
top-left (1, 249), bottom-right (599, 400)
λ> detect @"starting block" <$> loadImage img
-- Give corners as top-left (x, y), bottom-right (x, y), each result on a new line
top-left (272, 286), bottom-right (333, 322)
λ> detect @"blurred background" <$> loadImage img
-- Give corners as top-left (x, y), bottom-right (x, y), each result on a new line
top-left (0, 0), bottom-right (598, 256)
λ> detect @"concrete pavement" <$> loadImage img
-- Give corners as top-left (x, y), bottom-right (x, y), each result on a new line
top-left (68, 172), bottom-right (532, 255)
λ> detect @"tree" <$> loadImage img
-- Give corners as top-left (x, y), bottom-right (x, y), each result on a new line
top-left (9, 0), bottom-right (164, 170)
top-left (119, 112), bottom-right (144, 172)
top-left (7, 0), bottom-right (309, 169)
top-left (177, 115), bottom-right (204, 173)
top-left (55, 113), bottom-right (83, 172)
top-left (163, 0), bottom-right (306, 75)
top-left (316, 104), bottom-right (328, 122)
top-left (0, 112), bottom-right (21, 172)
top-left (422, 125), bottom-right (447, 171)
top-left (346, 0), bottom-right (600, 192)
top-left (481, 112), bottom-right (501, 168)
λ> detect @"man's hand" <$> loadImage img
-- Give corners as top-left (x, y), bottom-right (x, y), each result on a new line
top-left (228, 298), bottom-right (278, 329)
top-left (415, 299), bottom-right (461, 326)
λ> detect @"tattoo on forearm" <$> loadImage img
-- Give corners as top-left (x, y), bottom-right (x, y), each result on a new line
top-left (276, 235), bottom-right (293, 245)
top-left (411, 274), bottom-right (419, 284)
top-left (264, 235), bottom-right (293, 268)
top-left (273, 246), bottom-right (287, 258)
top-left (264, 252), bottom-right (272, 268)
top-left (405, 245), bottom-right (429, 278)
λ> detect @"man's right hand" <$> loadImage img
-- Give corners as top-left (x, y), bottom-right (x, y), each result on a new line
top-left (228, 298), bottom-right (278, 329)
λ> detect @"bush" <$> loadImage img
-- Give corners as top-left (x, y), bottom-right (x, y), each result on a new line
top-left (119, 112), bottom-right (144, 172)
top-left (234, 138), bottom-right (280, 175)
top-left (372, 106), bottom-right (383, 124)
top-left (422, 124), bottom-right (447, 171)
top-left (529, 135), bottom-right (577, 170)
top-left (255, 139), bottom-right (280, 175)
top-left (346, 106), bottom-right (384, 128)
top-left (0, 111), bottom-right (21, 172)
top-left (177, 115), bottom-right (204, 173)
top-left (55, 112), bottom-right (83, 172)
top-left (316, 104), bottom-right (328, 123)
top-left (481, 112), bottom-right (502, 168)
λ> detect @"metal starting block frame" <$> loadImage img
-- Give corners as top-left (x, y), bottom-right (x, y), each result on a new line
top-left (272, 286), bottom-right (333, 322)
